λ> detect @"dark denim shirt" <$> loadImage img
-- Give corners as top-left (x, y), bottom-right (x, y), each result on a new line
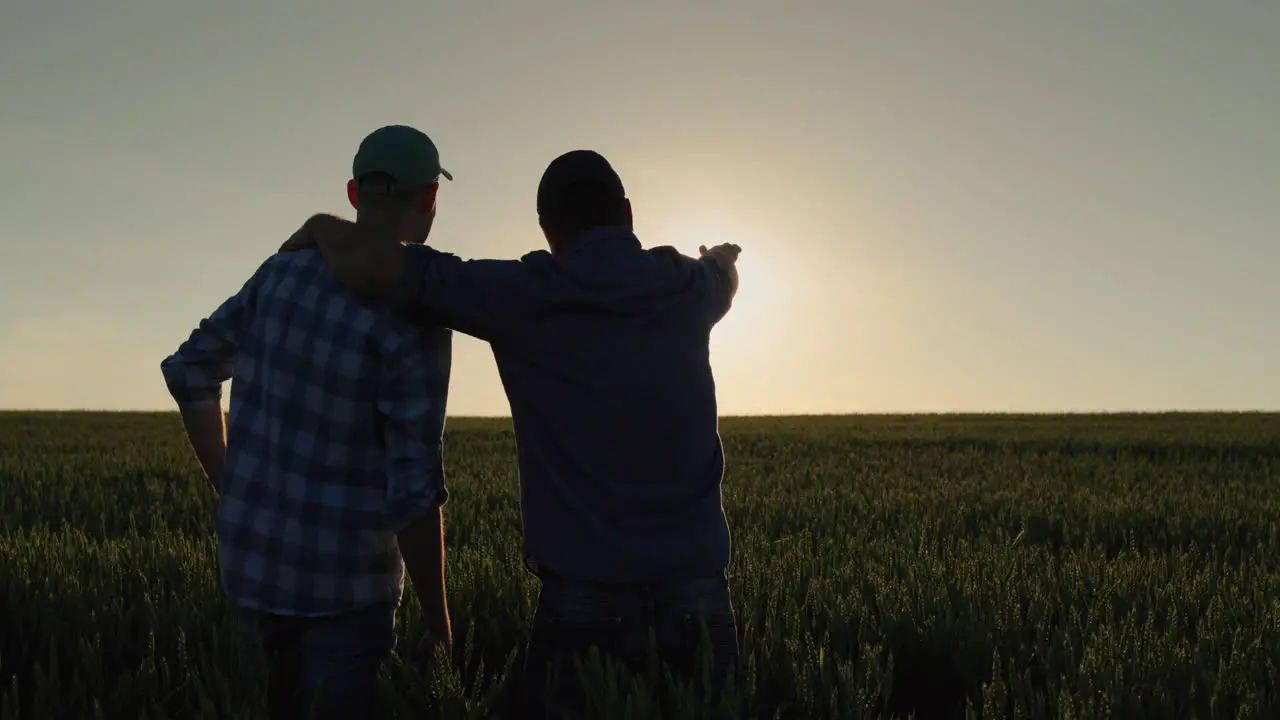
top-left (396, 227), bottom-right (734, 583)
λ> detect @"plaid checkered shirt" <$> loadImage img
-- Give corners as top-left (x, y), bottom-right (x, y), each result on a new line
top-left (161, 249), bottom-right (451, 617)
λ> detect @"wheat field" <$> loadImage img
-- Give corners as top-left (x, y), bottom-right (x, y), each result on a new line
top-left (1, 412), bottom-right (1278, 719)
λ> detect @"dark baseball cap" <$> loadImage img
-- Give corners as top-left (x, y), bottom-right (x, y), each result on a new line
top-left (352, 125), bottom-right (452, 195)
top-left (536, 150), bottom-right (625, 217)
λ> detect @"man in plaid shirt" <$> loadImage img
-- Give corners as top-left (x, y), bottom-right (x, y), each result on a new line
top-left (160, 125), bottom-right (454, 720)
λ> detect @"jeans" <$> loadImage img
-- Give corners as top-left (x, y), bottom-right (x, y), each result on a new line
top-left (238, 602), bottom-right (398, 720)
top-left (520, 562), bottom-right (741, 719)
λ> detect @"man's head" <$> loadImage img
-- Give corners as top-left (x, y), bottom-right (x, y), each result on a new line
top-left (536, 150), bottom-right (632, 255)
top-left (346, 125), bottom-right (452, 245)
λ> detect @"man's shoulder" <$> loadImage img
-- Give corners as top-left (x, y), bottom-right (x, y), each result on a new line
top-left (641, 245), bottom-right (720, 287)
top-left (250, 249), bottom-right (330, 294)
top-left (645, 245), bottom-right (695, 267)
top-left (253, 251), bottom-right (392, 337)
top-left (261, 248), bottom-right (325, 276)
top-left (518, 248), bottom-right (554, 264)
top-left (645, 245), bottom-right (728, 284)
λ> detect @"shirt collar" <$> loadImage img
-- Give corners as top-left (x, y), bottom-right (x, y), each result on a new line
top-left (570, 225), bottom-right (641, 253)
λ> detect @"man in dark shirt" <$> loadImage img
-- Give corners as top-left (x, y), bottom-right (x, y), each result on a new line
top-left (281, 150), bottom-right (742, 717)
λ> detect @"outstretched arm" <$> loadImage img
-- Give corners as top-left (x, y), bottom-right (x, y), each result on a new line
top-left (279, 214), bottom-right (527, 342)
top-left (698, 242), bottom-right (742, 325)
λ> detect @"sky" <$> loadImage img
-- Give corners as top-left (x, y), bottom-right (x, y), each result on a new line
top-left (1, 1), bottom-right (1277, 414)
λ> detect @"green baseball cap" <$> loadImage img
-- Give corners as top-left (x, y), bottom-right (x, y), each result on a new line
top-left (352, 125), bottom-right (452, 194)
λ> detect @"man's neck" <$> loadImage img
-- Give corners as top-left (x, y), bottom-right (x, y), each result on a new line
top-left (356, 214), bottom-right (418, 246)
top-left (566, 225), bottom-right (635, 252)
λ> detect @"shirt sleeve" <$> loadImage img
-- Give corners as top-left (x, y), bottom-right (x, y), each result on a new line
top-left (394, 244), bottom-right (531, 343)
top-left (160, 262), bottom-right (265, 406)
top-left (698, 255), bottom-right (736, 326)
top-left (646, 245), bottom-right (738, 327)
top-left (378, 325), bottom-right (452, 533)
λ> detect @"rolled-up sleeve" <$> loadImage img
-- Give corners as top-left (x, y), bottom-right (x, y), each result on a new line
top-left (161, 267), bottom-right (262, 406)
top-left (394, 244), bottom-right (529, 342)
top-left (378, 326), bottom-right (452, 532)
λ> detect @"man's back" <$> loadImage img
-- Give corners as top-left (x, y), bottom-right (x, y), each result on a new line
top-left (399, 227), bottom-right (732, 584)
top-left (508, 233), bottom-right (728, 584)
top-left (161, 249), bottom-right (451, 616)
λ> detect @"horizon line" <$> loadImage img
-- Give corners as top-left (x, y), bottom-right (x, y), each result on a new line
top-left (1, 409), bottom-right (1277, 417)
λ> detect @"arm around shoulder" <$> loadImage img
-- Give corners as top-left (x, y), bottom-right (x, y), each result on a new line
top-left (396, 244), bottom-right (532, 342)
